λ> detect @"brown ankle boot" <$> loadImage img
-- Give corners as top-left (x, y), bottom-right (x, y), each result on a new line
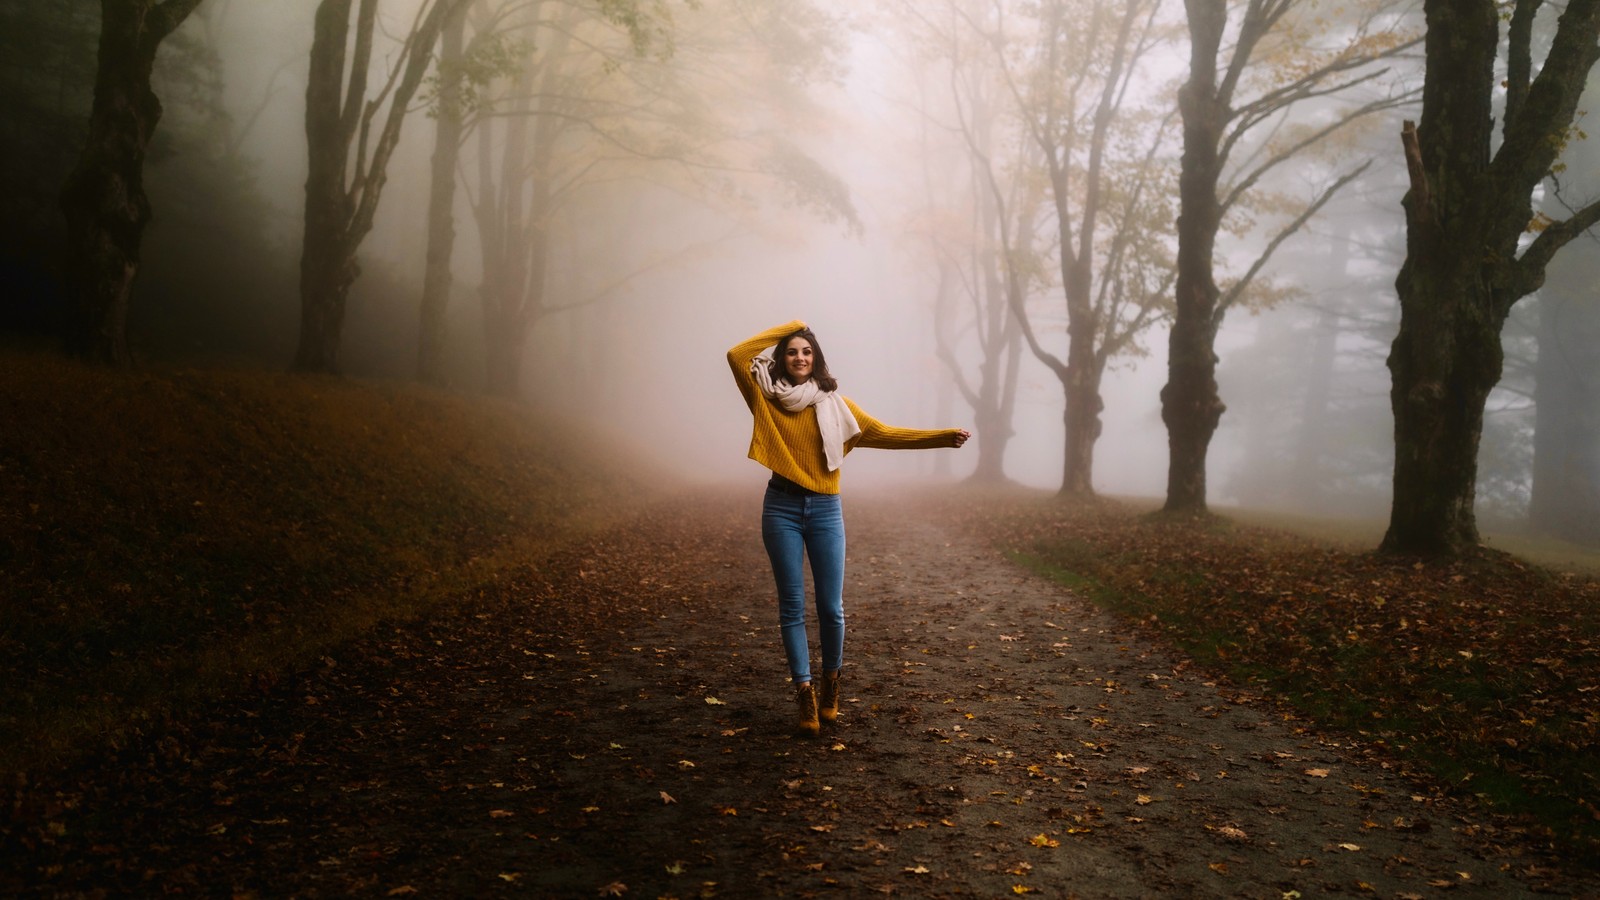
top-left (794, 682), bottom-right (820, 736)
top-left (818, 670), bottom-right (841, 724)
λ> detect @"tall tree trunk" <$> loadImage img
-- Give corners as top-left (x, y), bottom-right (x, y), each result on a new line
top-left (1382, 0), bottom-right (1600, 555)
top-left (1061, 361), bottom-right (1104, 497)
top-left (1383, 258), bottom-right (1506, 554)
top-left (1160, 0), bottom-right (1225, 514)
top-left (293, 0), bottom-right (366, 374)
top-left (1291, 229), bottom-right (1352, 508)
top-left (59, 0), bottom-right (205, 365)
top-left (294, 0), bottom-right (461, 374)
top-left (1527, 71), bottom-right (1600, 545)
top-left (417, 3), bottom-right (466, 384)
top-left (1528, 281), bottom-right (1600, 545)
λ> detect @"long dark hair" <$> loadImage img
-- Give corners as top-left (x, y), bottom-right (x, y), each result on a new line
top-left (771, 327), bottom-right (838, 392)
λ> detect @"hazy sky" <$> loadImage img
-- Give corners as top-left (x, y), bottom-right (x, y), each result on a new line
top-left (170, 1), bottom-right (1474, 508)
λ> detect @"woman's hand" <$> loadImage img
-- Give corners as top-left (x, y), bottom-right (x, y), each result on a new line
top-left (951, 429), bottom-right (971, 448)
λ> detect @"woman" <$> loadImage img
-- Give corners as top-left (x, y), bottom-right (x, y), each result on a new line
top-left (727, 320), bottom-right (970, 736)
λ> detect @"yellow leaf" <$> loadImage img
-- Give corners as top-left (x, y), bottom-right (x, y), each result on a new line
top-left (659, 791), bottom-right (675, 804)
top-left (904, 865), bottom-right (930, 874)
top-left (1135, 795), bottom-right (1154, 805)
top-left (1028, 833), bottom-right (1060, 848)
top-left (1304, 768), bottom-right (1330, 778)
top-left (1339, 843), bottom-right (1361, 851)
top-left (665, 861), bottom-right (685, 876)
top-left (1012, 886), bottom-right (1036, 895)
top-left (497, 872), bottom-right (520, 883)
top-left (705, 697), bottom-right (725, 705)
top-left (1209, 862), bottom-right (1229, 874)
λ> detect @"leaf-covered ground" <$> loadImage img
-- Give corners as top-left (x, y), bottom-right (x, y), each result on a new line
top-left (3, 489), bottom-right (1585, 898)
top-left (949, 492), bottom-right (1600, 864)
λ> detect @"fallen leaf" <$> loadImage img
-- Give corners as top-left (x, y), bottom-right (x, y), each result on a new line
top-left (1305, 768), bottom-right (1330, 778)
top-left (1338, 843), bottom-right (1361, 851)
top-left (386, 888), bottom-right (418, 897)
top-left (489, 809), bottom-right (514, 819)
top-left (1135, 795), bottom-right (1154, 805)
top-left (705, 697), bottom-right (726, 705)
top-left (1028, 833), bottom-right (1060, 848)
top-left (497, 873), bottom-right (520, 883)
top-left (598, 882), bottom-right (626, 896)
top-left (665, 861), bottom-right (685, 876)
top-left (903, 865), bottom-right (930, 874)
top-left (659, 792), bottom-right (675, 804)
top-left (1208, 862), bottom-right (1228, 874)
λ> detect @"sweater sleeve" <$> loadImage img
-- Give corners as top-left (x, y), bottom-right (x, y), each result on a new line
top-left (844, 398), bottom-right (963, 450)
top-left (727, 320), bottom-right (806, 410)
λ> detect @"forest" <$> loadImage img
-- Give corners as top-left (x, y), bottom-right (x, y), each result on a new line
top-left (2, 0), bottom-right (1599, 896)
top-left (3, 0), bottom-right (1598, 548)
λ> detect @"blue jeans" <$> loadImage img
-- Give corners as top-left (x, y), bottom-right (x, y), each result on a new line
top-left (761, 483), bottom-right (845, 684)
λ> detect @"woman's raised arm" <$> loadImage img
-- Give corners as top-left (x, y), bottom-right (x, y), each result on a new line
top-left (727, 320), bottom-right (805, 409)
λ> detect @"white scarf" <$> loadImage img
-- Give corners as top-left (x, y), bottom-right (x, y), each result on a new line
top-left (752, 351), bottom-right (862, 472)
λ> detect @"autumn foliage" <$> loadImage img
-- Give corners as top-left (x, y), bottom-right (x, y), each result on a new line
top-left (955, 492), bottom-right (1600, 859)
top-left (0, 350), bottom-right (662, 774)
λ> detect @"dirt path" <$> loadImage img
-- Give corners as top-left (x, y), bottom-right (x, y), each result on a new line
top-left (4, 489), bottom-right (1581, 898)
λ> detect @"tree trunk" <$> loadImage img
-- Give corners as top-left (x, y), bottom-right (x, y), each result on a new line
top-left (1381, 0), bottom-right (1600, 555)
top-left (59, 0), bottom-right (204, 365)
top-left (481, 301), bottom-right (525, 397)
top-left (293, 0), bottom-right (461, 374)
top-left (293, 223), bottom-right (357, 373)
top-left (1160, 0), bottom-right (1226, 514)
top-left (1527, 70), bottom-right (1600, 545)
top-left (1528, 279), bottom-right (1600, 545)
top-left (417, 4), bottom-right (466, 385)
top-left (293, 0), bottom-right (363, 374)
top-left (1061, 364), bottom-right (1103, 497)
top-left (1382, 266), bottom-right (1505, 554)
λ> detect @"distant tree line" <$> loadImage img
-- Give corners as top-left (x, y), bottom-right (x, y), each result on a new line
top-left (878, 0), bottom-right (1600, 554)
top-left (2, 0), bottom-right (1598, 555)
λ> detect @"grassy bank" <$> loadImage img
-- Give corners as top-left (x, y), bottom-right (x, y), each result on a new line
top-left (0, 350), bottom-right (665, 776)
top-left (944, 489), bottom-right (1600, 861)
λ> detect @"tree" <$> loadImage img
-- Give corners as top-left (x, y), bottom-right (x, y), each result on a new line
top-left (985, 0), bottom-right (1180, 497)
top-left (1162, 0), bottom-right (1418, 513)
top-left (894, 0), bottom-right (1178, 494)
top-left (458, 0), bottom-right (854, 396)
top-left (888, 0), bottom-right (1034, 484)
top-left (1529, 279), bottom-right (1600, 545)
top-left (1382, 0), bottom-right (1600, 555)
top-left (58, 0), bottom-right (207, 365)
top-left (294, 0), bottom-right (467, 374)
top-left (416, 1), bottom-right (470, 385)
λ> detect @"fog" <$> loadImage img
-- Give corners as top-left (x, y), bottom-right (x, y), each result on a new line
top-left (12, 0), bottom-right (1598, 531)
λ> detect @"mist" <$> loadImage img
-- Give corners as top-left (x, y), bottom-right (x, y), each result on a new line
top-left (7, 0), bottom-right (1597, 538)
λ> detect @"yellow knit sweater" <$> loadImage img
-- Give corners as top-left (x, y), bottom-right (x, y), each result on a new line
top-left (728, 321), bottom-right (961, 494)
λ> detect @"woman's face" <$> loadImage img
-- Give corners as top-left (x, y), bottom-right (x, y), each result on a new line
top-left (783, 337), bottom-right (814, 384)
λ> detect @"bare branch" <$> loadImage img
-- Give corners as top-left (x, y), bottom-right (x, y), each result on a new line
top-left (1216, 158), bottom-right (1372, 322)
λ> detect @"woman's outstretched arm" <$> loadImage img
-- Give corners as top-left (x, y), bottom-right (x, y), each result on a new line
top-left (844, 398), bottom-right (970, 450)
